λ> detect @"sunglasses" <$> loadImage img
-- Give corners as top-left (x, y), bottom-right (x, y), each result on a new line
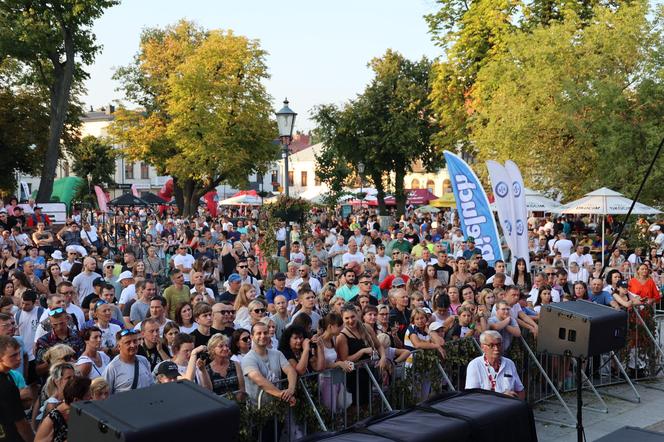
top-left (219, 310), bottom-right (236, 315)
top-left (49, 307), bottom-right (66, 316)
top-left (252, 308), bottom-right (266, 314)
top-left (237, 265), bottom-right (248, 269)
top-left (120, 329), bottom-right (139, 338)
top-left (240, 336), bottom-right (251, 343)
top-left (359, 281), bottom-right (372, 285)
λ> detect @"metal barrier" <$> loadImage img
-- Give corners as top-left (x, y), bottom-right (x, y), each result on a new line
top-left (217, 307), bottom-right (664, 441)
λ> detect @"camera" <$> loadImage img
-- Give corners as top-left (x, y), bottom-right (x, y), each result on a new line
top-left (197, 351), bottom-right (210, 363)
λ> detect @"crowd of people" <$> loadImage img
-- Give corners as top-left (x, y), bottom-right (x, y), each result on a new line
top-left (1, 196), bottom-right (663, 441)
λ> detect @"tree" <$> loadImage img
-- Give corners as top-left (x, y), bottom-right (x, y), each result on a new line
top-left (312, 50), bottom-right (437, 216)
top-left (110, 21), bottom-right (278, 215)
top-left (0, 58), bottom-right (81, 197)
top-left (70, 135), bottom-right (117, 205)
top-left (0, 0), bottom-right (118, 202)
top-left (469, 1), bottom-right (664, 203)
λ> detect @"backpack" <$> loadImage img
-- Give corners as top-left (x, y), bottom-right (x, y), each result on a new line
top-left (16, 306), bottom-right (44, 326)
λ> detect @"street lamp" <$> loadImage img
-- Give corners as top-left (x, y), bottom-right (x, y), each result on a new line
top-left (358, 162), bottom-right (365, 210)
top-left (275, 98), bottom-right (297, 258)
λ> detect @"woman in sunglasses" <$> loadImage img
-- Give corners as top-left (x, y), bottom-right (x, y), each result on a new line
top-left (229, 328), bottom-right (251, 365)
top-left (246, 300), bottom-right (267, 330)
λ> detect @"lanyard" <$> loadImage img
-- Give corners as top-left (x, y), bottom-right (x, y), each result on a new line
top-left (483, 356), bottom-right (501, 391)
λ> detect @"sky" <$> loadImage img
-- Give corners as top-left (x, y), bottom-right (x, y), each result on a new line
top-left (82, 0), bottom-right (442, 132)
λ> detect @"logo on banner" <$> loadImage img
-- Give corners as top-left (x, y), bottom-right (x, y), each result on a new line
top-left (512, 181), bottom-right (522, 197)
top-left (504, 220), bottom-right (513, 236)
top-left (516, 219), bottom-right (525, 236)
top-left (495, 182), bottom-right (508, 198)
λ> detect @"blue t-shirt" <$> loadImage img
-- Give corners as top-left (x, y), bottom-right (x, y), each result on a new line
top-left (265, 287), bottom-right (297, 304)
top-left (591, 291), bottom-right (614, 306)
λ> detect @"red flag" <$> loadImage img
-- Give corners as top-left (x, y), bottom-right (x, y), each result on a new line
top-left (131, 184), bottom-right (139, 197)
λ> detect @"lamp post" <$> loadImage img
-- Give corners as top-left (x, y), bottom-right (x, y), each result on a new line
top-left (358, 162), bottom-right (365, 210)
top-left (275, 98), bottom-right (297, 259)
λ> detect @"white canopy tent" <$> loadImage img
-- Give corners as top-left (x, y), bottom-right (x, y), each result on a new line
top-left (490, 187), bottom-right (561, 213)
top-left (556, 187), bottom-right (662, 266)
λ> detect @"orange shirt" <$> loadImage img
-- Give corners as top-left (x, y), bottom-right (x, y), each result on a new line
top-left (628, 277), bottom-right (661, 302)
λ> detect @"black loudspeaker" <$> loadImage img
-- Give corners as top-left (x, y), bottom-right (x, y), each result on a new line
top-left (299, 390), bottom-right (536, 442)
top-left (538, 300), bottom-right (627, 358)
top-left (70, 381), bottom-right (240, 442)
top-left (595, 426), bottom-right (664, 442)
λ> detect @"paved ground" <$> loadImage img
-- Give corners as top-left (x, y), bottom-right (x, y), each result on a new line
top-left (535, 378), bottom-right (664, 441)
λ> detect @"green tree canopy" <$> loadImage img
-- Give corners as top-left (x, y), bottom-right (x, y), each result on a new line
top-left (312, 50), bottom-right (437, 215)
top-left (0, 0), bottom-right (118, 202)
top-left (110, 20), bottom-right (278, 215)
top-left (469, 1), bottom-right (664, 203)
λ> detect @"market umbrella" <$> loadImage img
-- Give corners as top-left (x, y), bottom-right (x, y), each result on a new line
top-left (557, 187), bottom-right (662, 266)
top-left (415, 205), bottom-right (440, 214)
top-left (218, 190), bottom-right (263, 206)
top-left (141, 193), bottom-right (171, 205)
top-left (405, 189), bottom-right (438, 206)
top-left (430, 193), bottom-right (456, 208)
top-left (108, 193), bottom-right (149, 207)
top-left (489, 188), bottom-right (561, 213)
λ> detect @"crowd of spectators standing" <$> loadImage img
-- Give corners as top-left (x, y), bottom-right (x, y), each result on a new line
top-left (1, 196), bottom-right (662, 441)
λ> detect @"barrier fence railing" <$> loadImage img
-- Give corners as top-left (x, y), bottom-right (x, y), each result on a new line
top-left (223, 305), bottom-right (663, 442)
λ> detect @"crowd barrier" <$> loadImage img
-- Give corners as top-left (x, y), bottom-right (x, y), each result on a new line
top-left (218, 304), bottom-right (664, 442)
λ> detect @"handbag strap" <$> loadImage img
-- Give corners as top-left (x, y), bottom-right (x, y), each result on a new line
top-left (130, 358), bottom-right (140, 390)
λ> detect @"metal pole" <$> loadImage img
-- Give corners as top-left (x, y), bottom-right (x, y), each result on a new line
top-left (576, 356), bottom-right (583, 442)
top-left (283, 142), bottom-right (291, 259)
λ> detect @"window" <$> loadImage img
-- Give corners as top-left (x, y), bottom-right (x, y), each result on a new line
top-left (411, 178), bottom-right (420, 189)
top-left (427, 180), bottom-right (435, 193)
top-left (442, 179), bottom-right (452, 194)
top-left (288, 171), bottom-right (294, 186)
top-left (271, 171), bottom-right (278, 184)
top-left (125, 162), bottom-right (134, 180)
top-left (140, 162), bottom-right (150, 179)
top-left (314, 174), bottom-right (321, 186)
top-left (301, 171), bottom-right (308, 187)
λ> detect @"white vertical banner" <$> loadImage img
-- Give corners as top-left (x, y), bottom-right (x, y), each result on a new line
top-left (504, 160), bottom-right (530, 270)
top-left (486, 161), bottom-right (517, 263)
top-left (20, 181), bottom-right (30, 201)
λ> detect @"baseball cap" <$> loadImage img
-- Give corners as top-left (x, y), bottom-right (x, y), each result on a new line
top-left (273, 272), bottom-right (287, 281)
top-left (467, 236), bottom-right (475, 243)
top-left (102, 259), bottom-right (114, 268)
top-left (156, 361), bottom-right (180, 379)
top-left (617, 280), bottom-right (628, 289)
top-left (228, 273), bottom-right (242, 283)
top-left (392, 277), bottom-right (406, 287)
top-left (118, 271), bottom-right (134, 281)
top-left (429, 322), bottom-right (444, 332)
top-left (0, 208), bottom-right (6, 214)
top-left (92, 277), bottom-right (105, 287)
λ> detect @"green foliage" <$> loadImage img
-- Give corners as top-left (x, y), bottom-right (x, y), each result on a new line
top-left (0, 0), bottom-right (119, 201)
top-left (70, 135), bottom-right (117, 187)
top-left (110, 20), bottom-right (279, 215)
top-left (313, 50), bottom-right (437, 215)
top-left (470, 1), bottom-right (664, 203)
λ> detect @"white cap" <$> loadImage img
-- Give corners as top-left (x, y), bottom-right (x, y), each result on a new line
top-left (118, 271), bottom-right (134, 281)
top-left (51, 250), bottom-right (64, 260)
top-left (428, 322), bottom-right (444, 332)
top-left (649, 224), bottom-right (661, 232)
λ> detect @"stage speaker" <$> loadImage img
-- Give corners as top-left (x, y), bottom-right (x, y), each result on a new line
top-left (595, 426), bottom-right (664, 442)
top-left (69, 381), bottom-right (240, 442)
top-left (538, 300), bottom-right (627, 358)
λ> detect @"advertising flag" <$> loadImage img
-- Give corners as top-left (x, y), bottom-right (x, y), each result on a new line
top-left (505, 160), bottom-right (530, 269)
top-left (444, 151), bottom-right (503, 265)
top-left (94, 186), bottom-right (108, 212)
top-left (486, 160), bottom-right (517, 261)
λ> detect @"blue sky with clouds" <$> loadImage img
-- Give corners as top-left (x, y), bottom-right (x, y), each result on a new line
top-left (83, 0), bottom-right (442, 131)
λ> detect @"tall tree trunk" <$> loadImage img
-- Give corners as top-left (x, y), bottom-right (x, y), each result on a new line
top-left (37, 35), bottom-right (75, 202)
top-left (371, 171), bottom-right (386, 214)
top-left (173, 177), bottom-right (184, 214)
top-left (395, 167), bottom-right (406, 218)
top-left (180, 178), bottom-right (203, 217)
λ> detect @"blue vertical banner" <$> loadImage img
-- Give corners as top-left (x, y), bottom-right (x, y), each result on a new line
top-left (444, 151), bottom-right (504, 266)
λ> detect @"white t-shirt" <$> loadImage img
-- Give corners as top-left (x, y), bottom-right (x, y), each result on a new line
top-left (80, 225), bottom-right (99, 243)
top-left (119, 284), bottom-right (137, 305)
top-left (526, 287), bottom-right (561, 304)
top-left (554, 239), bottom-right (574, 258)
top-left (173, 254), bottom-right (195, 282)
top-left (291, 277), bottom-right (322, 295)
top-left (375, 255), bottom-right (391, 282)
top-left (97, 323), bottom-right (122, 349)
top-left (656, 233), bottom-right (664, 255)
top-left (342, 251), bottom-right (365, 266)
top-left (568, 268), bottom-right (590, 283)
top-left (569, 252), bottom-right (593, 268)
top-left (16, 307), bottom-right (41, 360)
top-left (76, 352), bottom-right (111, 379)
